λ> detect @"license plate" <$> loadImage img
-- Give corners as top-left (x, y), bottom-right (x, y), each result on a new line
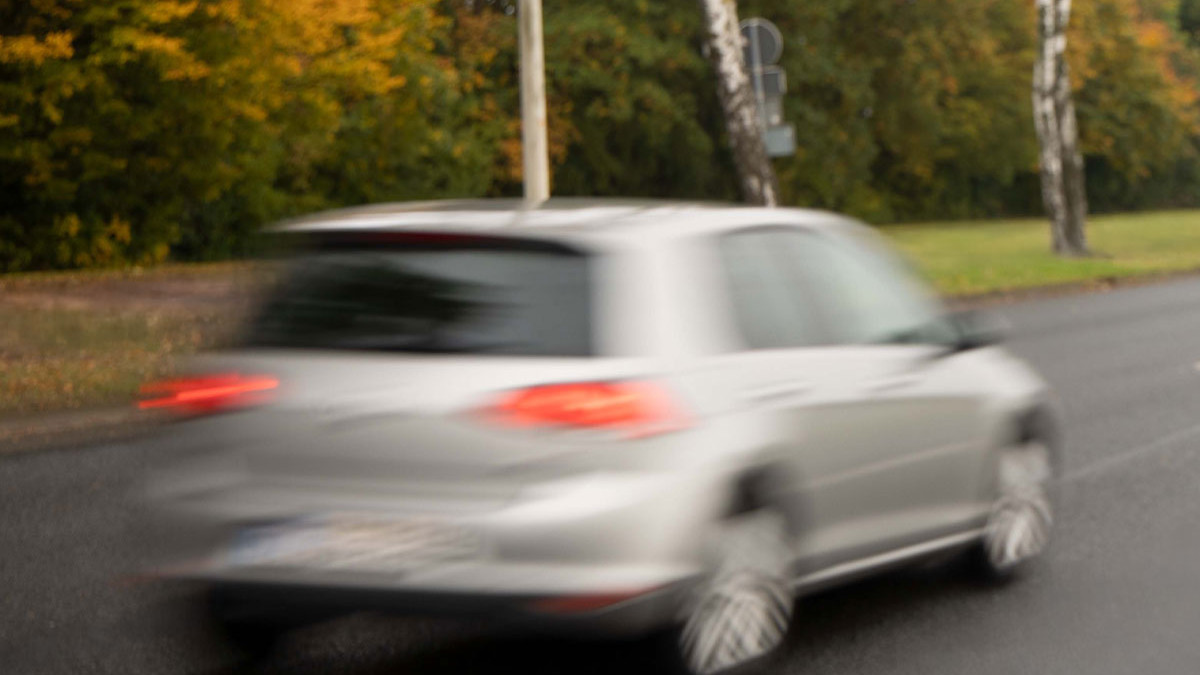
top-left (227, 514), bottom-right (480, 572)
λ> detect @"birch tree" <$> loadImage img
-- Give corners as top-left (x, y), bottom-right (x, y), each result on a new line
top-left (698, 0), bottom-right (779, 206)
top-left (1033, 0), bottom-right (1089, 256)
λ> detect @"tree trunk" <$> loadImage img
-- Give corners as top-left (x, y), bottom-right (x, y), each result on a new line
top-left (698, 0), bottom-right (779, 206)
top-left (1033, 0), bottom-right (1089, 256)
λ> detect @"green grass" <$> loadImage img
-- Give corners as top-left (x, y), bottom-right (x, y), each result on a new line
top-left (885, 210), bottom-right (1200, 296)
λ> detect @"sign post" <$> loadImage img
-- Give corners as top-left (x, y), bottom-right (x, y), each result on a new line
top-left (519, 0), bottom-right (550, 204)
top-left (740, 18), bottom-right (795, 158)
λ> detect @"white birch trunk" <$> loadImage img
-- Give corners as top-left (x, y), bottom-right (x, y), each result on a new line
top-left (1034, 0), bottom-right (1089, 256)
top-left (698, 0), bottom-right (779, 206)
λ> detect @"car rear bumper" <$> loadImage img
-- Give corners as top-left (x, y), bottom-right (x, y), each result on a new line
top-left (189, 564), bottom-right (694, 637)
top-left (149, 448), bottom-right (738, 637)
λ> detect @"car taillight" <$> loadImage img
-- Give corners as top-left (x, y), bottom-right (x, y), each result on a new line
top-left (137, 373), bottom-right (278, 416)
top-left (485, 381), bottom-right (688, 438)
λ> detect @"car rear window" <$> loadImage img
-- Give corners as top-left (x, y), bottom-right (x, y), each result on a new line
top-left (247, 234), bottom-right (594, 356)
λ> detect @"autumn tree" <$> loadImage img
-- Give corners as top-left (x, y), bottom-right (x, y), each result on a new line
top-left (0, 0), bottom-right (477, 270)
top-left (4, 0), bottom-right (1200, 271)
top-left (1070, 0), bottom-right (1200, 212)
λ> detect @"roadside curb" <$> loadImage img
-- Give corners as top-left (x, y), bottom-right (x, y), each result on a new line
top-left (0, 406), bottom-right (156, 456)
top-left (943, 267), bottom-right (1200, 309)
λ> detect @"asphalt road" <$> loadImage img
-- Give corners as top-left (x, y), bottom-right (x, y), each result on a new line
top-left (4, 278), bottom-right (1200, 675)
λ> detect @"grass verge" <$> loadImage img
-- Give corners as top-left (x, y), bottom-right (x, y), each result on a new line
top-left (0, 263), bottom-right (255, 419)
top-left (887, 210), bottom-right (1200, 296)
top-left (0, 307), bottom-right (215, 417)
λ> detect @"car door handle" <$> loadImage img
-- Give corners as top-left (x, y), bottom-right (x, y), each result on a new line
top-left (741, 382), bottom-right (812, 403)
top-left (865, 374), bottom-right (921, 393)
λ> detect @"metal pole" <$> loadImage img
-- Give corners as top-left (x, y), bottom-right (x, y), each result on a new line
top-left (519, 0), bottom-right (550, 205)
top-left (749, 27), bottom-right (767, 130)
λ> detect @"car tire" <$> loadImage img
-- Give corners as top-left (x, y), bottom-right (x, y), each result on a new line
top-left (972, 439), bottom-right (1055, 582)
top-left (664, 510), bottom-right (794, 675)
top-left (202, 589), bottom-right (293, 663)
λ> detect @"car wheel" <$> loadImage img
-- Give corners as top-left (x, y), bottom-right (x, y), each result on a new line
top-left (203, 590), bottom-right (292, 662)
top-left (672, 510), bottom-right (794, 675)
top-left (975, 440), bottom-right (1055, 580)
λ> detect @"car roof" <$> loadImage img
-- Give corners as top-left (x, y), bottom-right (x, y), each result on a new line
top-left (273, 198), bottom-right (861, 244)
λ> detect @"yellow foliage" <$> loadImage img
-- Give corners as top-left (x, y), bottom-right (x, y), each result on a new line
top-left (0, 32), bottom-right (74, 65)
top-left (53, 213), bottom-right (81, 240)
top-left (142, 1), bottom-right (201, 24)
top-left (112, 27), bottom-right (187, 59)
top-left (143, 243), bottom-right (171, 266)
top-left (107, 217), bottom-right (133, 246)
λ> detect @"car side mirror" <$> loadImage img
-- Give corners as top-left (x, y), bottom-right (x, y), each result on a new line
top-left (947, 309), bottom-right (1009, 352)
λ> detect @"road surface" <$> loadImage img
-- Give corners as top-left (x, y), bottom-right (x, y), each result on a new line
top-left (4, 278), bottom-right (1200, 674)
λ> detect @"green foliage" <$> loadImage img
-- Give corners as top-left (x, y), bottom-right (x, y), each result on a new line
top-left (1181, 0), bottom-right (1200, 42)
top-left (544, 0), bottom-right (732, 200)
top-left (738, 0), bottom-right (1039, 221)
top-left (3, 0), bottom-right (1200, 271)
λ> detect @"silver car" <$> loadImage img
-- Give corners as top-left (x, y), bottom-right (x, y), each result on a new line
top-left (144, 199), bottom-right (1060, 674)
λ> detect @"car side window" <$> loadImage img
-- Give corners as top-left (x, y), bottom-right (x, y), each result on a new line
top-left (716, 229), bottom-right (826, 349)
top-left (773, 228), bottom-right (948, 346)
